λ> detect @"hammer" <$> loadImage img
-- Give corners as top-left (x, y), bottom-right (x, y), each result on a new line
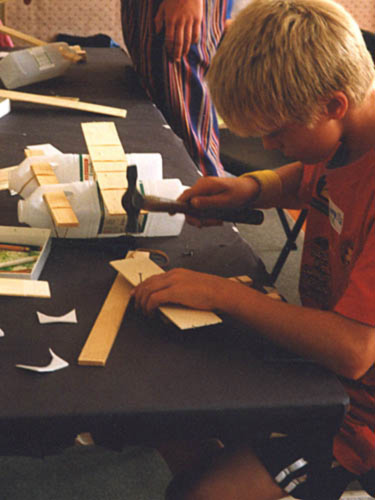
top-left (122, 165), bottom-right (264, 233)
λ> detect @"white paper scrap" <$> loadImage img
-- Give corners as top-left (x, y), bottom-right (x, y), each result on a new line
top-left (37, 309), bottom-right (77, 324)
top-left (16, 348), bottom-right (69, 373)
top-left (0, 328), bottom-right (4, 337)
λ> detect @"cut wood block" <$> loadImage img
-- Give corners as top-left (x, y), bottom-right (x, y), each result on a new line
top-left (0, 278), bottom-right (50, 298)
top-left (43, 191), bottom-right (79, 227)
top-left (88, 145), bottom-right (127, 163)
top-left (81, 121), bottom-right (123, 146)
top-left (96, 172), bottom-right (128, 191)
top-left (31, 162), bottom-right (59, 185)
top-left (78, 273), bottom-right (133, 366)
top-left (110, 254), bottom-right (222, 330)
top-left (25, 149), bottom-right (45, 158)
top-left (0, 90), bottom-right (127, 119)
top-left (90, 161), bottom-right (127, 174)
top-left (100, 189), bottom-right (126, 216)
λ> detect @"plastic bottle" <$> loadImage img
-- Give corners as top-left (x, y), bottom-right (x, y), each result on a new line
top-left (0, 42), bottom-right (74, 89)
top-left (9, 152), bottom-right (164, 199)
top-left (17, 179), bottom-right (185, 238)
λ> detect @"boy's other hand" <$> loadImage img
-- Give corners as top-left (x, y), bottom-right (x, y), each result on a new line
top-left (132, 268), bottom-right (232, 316)
top-left (154, 0), bottom-right (203, 61)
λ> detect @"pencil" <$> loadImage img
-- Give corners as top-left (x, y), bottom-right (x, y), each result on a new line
top-left (0, 256), bottom-right (38, 269)
top-left (0, 243), bottom-right (34, 252)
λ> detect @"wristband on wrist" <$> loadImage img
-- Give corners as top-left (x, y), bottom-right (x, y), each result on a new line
top-left (241, 169), bottom-right (282, 208)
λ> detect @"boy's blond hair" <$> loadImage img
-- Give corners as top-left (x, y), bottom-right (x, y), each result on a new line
top-left (207, 0), bottom-right (375, 136)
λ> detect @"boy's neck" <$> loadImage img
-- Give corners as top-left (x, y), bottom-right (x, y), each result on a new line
top-left (339, 86), bottom-right (375, 166)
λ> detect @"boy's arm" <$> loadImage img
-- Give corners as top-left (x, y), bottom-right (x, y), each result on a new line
top-left (178, 161), bottom-right (304, 227)
top-left (132, 269), bottom-right (375, 381)
top-left (228, 283), bottom-right (375, 381)
top-left (246, 161), bottom-right (305, 209)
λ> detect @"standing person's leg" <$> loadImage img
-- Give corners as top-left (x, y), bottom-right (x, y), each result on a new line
top-left (121, 0), bottom-right (228, 176)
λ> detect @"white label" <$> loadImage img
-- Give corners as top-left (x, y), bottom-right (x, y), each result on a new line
top-left (30, 47), bottom-right (54, 71)
top-left (328, 197), bottom-right (344, 234)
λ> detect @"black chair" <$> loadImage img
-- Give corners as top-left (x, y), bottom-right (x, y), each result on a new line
top-left (220, 130), bottom-right (307, 284)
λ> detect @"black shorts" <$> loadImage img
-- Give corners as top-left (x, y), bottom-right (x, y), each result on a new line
top-left (252, 434), bottom-right (375, 500)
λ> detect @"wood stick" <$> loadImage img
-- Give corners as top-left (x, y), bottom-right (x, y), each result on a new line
top-left (0, 25), bottom-right (46, 46)
top-left (0, 90), bottom-right (127, 119)
top-left (0, 278), bottom-right (50, 298)
top-left (78, 273), bottom-right (133, 366)
top-left (0, 256), bottom-right (37, 269)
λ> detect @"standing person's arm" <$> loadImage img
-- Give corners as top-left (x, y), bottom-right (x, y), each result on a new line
top-left (154, 0), bottom-right (203, 61)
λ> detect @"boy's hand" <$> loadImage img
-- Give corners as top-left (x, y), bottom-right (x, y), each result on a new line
top-left (154, 0), bottom-right (203, 61)
top-left (132, 268), bottom-right (233, 315)
top-left (179, 176), bottom-right (260, 227)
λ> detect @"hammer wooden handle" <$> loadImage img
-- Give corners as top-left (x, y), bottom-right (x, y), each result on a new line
top-left (142, 196), bottom-right (264, 225)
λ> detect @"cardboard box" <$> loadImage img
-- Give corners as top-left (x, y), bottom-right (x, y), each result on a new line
top-left (0, 226), bottom-right (51, 280)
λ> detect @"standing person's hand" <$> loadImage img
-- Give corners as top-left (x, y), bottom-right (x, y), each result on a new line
top-left (154, 0), bottom-right (203, 61)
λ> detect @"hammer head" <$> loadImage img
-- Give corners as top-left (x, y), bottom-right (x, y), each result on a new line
top-left (121, 165), bottom-right (145, 233)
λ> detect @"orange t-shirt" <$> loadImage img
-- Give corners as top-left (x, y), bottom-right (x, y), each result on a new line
top-left (298, 149), bottom-right (375, 475)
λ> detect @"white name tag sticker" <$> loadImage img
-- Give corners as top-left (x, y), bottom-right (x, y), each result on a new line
top-left (329, 197), bottom-right (344, 234)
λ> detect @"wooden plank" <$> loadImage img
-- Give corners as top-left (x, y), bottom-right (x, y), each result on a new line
top-left (31, 162), bottom-right (59, 185)
top-left (96, 172), bottom-right (128, 191)
top-left (91, 161), bottom-right (127, 174)
top-left (110, 254), bottom-right (222, 330)
top-left (81, 122), bottom-right (123, 146)
top-left (0, 90), bottom-right (127, 119)
top-left (88, 145), bottom-right (127, 163)
top-left (100, 190), bottom-right (126, 216)
top-left (78, 273), bottom-right (133, 366)
top-left (43, 191), bottom-right (80, 227)
top-left (0, 25), bottom-right (46, 46)
top-left (0, 278), bottom-right (50, 298)
top-left (25, 149), bottom-right (45, 158)
top-left (81, 122), bottom-right (130, 216)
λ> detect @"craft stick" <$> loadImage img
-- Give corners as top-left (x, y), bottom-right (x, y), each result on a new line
top-left (0, 256), bottom-right (37, 269)
top-left (78, 273), bottom-right (133, 366)
top-left (81, 122), bottom-right (129, 215)
top-left (0, 25), bottom-right (46, 46)
top-left (0, 90), bottom-right (127, 119)
top-left (43, 191), bottom-right (80, 227)
top-left (0, 278), bottom-right (50, 298)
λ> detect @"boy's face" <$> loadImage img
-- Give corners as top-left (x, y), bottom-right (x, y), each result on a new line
top-left (239, 116), bottom-right (343, 164)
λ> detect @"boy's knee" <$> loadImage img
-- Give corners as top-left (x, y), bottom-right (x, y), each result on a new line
top-left (165, 474), bottom-right (217, 500)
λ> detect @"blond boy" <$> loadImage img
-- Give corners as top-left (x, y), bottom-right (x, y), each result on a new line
top-left (133, 1), bottom-right (375, 498)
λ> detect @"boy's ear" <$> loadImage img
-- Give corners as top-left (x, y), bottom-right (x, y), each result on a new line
top-left (324, 92), bottom-right (349, 120)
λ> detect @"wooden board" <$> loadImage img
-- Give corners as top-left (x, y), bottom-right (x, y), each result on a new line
top-left (0, 90), bottom-right (127, 119)
top-left (81, 122), bottom-right (128, 216)
top-left (0, 278), bottom-right (50, 298)
top-left (28, 161), bottom-right (79, 227)
top-left (43, 191), bottom-right (79, 227)
top-left (78, 273), bottom-right (133, 366)
top-left (110, 253), bottom-right (222, 330)
top-left (31, 162), bottom-right (59, 185)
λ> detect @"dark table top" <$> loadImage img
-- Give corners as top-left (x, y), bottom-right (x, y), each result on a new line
top-left (0, 48), bottom-right (348, 455)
